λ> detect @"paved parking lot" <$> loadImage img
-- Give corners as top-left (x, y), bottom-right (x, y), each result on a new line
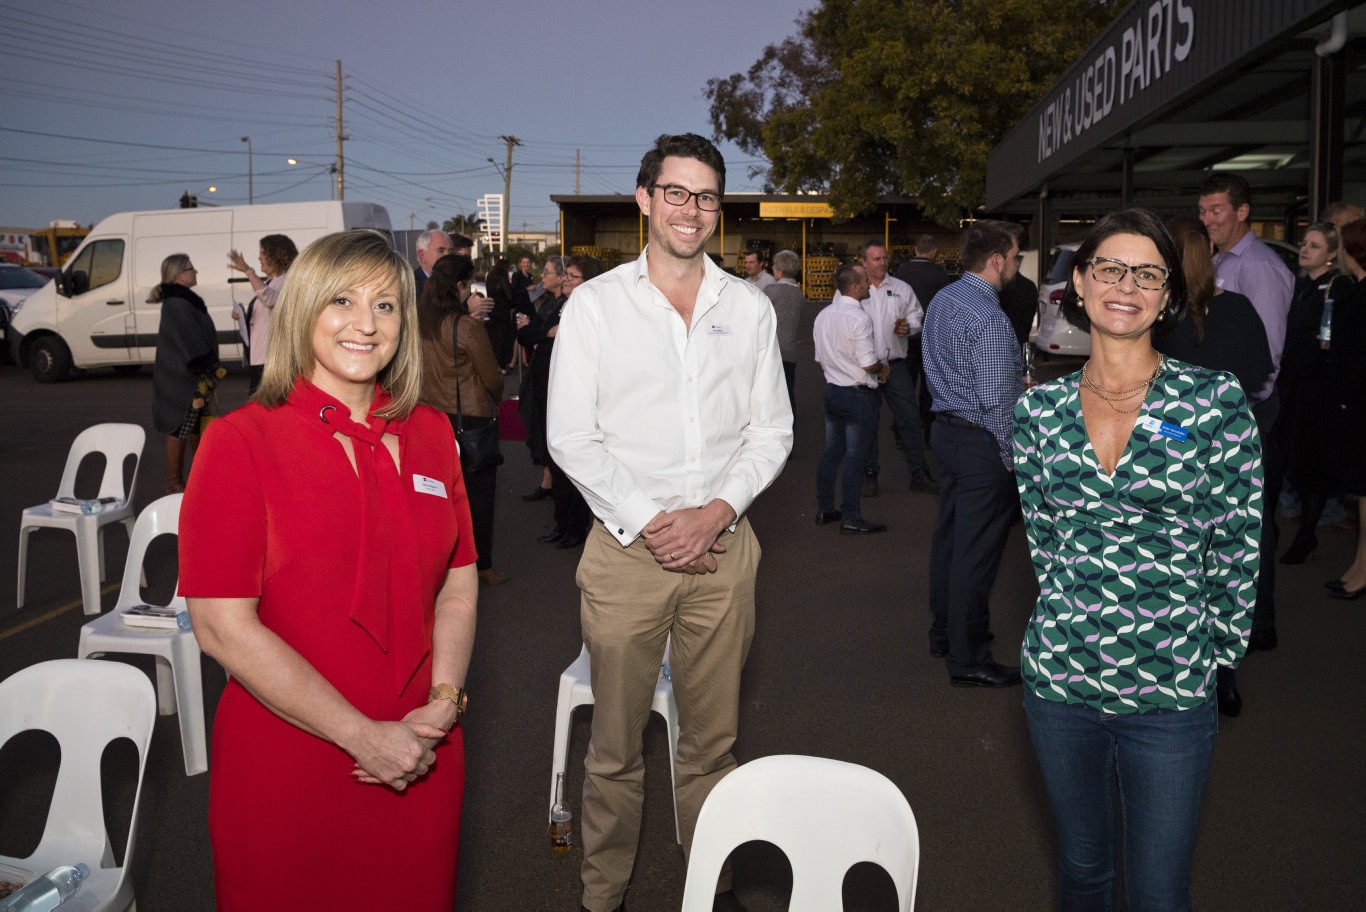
top-left (1, 330), bottom-right (1362, 909)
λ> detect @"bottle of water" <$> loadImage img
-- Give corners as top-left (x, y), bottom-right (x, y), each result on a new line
top-left (0, 863), bottom-right (90, 912)
top-left (1320, 292), bottom-right (1335, 349)
top-left (549, 772), bottom-right (574, 853)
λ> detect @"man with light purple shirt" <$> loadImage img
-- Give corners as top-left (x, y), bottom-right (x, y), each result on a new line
top-left (1198, 172), bottom-right (1294, 407)
top-left (1198, 171), bottom-right (1292, 692)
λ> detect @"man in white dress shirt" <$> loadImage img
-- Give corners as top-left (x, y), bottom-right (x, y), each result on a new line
top-left (547, 133), bottom-right (792, 912)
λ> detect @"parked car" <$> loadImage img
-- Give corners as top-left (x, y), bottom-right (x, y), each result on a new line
top-left (1032, 243), bottom-right (1088, 358)
top-left (0, 264), bottom-right (50, 365)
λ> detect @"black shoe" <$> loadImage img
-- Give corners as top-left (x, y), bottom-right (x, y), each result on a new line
top-left (1325, 579), bottom-right (1348, 591)
top-left (862, 473), bottom-right (879, 497)
top-left (1329, 584), bottom-right (1366, 600)
top-left (523, 486), bottom-right (553, 502)
top-left (1247, 630), bottom-right (1278, 652)
top-left (1216, 666), bottom-right (1242, 717)
top-left (580, 904), bottom-right (625, 912)
top-left (840, 519), bottom-right (887, 535)
top-left (713, 890), bottom-right (747, 912)
top-left (815, 510), bottom-right (842, 525)
top-left (538, 528), bottom-right (566, 544)
top-left (557, 532), bottom-right (585, 549)
top-left (949, 661), bottom-right (1021, 688)
top-left (1279, 533), bottom-right (1317, 564)
top-left (908, 467), bottom-right (940, 495)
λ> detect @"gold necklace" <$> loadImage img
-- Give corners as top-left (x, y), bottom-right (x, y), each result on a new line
top-left (1081, 360), bottom-right (1164, 414)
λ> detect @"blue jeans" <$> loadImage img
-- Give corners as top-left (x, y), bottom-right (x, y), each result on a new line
top-left (816, 384), bottom-right (877, 520)
top-left (1024, 692), bottom-right (1218, 912)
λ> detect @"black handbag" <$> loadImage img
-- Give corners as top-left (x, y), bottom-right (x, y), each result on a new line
top-left (451, 314), bottom-right (503, 473)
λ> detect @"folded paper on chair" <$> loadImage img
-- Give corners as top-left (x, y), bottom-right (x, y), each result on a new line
top-left (49, 496), bottom-right (123, 515)
top-left (120, 604), bottom-right (182, 629)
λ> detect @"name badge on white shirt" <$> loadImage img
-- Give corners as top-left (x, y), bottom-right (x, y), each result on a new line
top-left (1140, 416), bottom-right (1190, 442)
top-left (707, 323), bottom-right (731, 335)
top-left (413, 474), bottom-right (448, 497)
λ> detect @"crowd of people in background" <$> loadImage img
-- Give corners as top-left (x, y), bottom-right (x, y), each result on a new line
top-left (127, 142), bottom-right (1365, 910)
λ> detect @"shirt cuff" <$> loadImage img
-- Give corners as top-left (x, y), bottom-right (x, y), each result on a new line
top-left (606, 491), bottom-right (665, 546)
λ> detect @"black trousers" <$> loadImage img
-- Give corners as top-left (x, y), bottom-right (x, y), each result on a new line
top-left (451, 414), bottom-right (499, 572)
top-left (928, 419), bottom-right (1018, 674)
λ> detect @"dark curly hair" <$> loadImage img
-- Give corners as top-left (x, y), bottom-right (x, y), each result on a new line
top-left (636, 133), bottom-right (726, 196)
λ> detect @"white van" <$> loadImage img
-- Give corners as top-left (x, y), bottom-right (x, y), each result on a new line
top-left (7, 201), bottom-right (392, 382)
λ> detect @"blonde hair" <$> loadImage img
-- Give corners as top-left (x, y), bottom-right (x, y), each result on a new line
top-left (255, 230), bottom-right (420, 418)
top-left (147, 253), bottom-right (191, 302)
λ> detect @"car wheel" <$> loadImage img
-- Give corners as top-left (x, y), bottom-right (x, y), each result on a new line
top-left (29, 336), bottom-right (72, 383)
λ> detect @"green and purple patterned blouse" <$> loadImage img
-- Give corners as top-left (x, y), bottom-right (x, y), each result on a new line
top-left (1012, 358), bottom-right (1262, 714)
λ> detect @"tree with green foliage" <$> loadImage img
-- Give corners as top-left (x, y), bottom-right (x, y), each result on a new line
top-left (442, 213), bottom-right (485, 241)
top-left (705, 0), bottom-right (1122, 225)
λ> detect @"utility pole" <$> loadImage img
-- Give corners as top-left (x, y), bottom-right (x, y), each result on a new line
top-left (575, 149), bottom-right (580, 194)
top-left (241, 136), bottom-right (253, 204)
top-left (336, 60), bottom-right (347, 201)
top-left (497, 135), bottom-right (521, 253)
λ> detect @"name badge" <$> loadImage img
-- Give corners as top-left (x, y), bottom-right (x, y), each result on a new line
top-left (1140, 416), bottom-right (1189, 442)
top-left (413, 474), bottom-right (448, 497)
top-left (707, 323), bottom-right (731, 335)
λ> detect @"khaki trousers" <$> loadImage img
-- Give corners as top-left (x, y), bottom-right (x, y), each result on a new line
top-left (577, 517), bottom-right (759, 911)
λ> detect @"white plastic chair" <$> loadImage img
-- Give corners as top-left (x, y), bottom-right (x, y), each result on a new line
top-left (77, 493), bottom-right (206, 776)
top-left (0, 658), bottom-right (157, 912)
top-left (680, 755), bottom-right (920, 912)
top-left (17, 422), bottom-right (145, 615)
top-left (550, 642), bottom-right (681, 843)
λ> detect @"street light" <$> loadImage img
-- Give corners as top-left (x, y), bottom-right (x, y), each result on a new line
top-left (241, 136), bottom-right (253, 204)
top-left (286, 158), bottom-right (337, 200)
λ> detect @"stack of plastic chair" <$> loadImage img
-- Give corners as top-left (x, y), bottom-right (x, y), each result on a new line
top-left (17, 423), bottom-right (144, 615)
top-left (549, 641), bottom-right (681, 843)
top-left (76, 493), bottom-right (206, 776)
top-left (0, 659), bottom-right (157, 911)
top-left (680, 754), bottom-right (921, 912)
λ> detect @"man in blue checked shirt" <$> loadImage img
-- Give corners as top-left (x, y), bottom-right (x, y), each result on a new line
top-left (921, 220), bottom-right (1024, 689)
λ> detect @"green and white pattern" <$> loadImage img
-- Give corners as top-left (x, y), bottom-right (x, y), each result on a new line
top-left (1013, 358), bottom-right (1263, 714)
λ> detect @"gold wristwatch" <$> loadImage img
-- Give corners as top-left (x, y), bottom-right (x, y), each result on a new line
top-left (428, 683), bottom-right (468, 724)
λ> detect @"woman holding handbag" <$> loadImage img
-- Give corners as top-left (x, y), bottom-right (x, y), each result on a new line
top-left (419, 254), bottom-right (509, 586)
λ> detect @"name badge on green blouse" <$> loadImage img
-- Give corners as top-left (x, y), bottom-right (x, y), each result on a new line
top-left (1140, 415), bottom-right (1189, 442)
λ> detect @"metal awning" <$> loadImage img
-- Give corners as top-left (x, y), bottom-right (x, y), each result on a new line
top-left (985, 0), bottom-right (1365, 221)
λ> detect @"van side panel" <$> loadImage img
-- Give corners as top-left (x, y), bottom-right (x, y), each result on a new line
top-left (133, 210), bottom-right (236, 364)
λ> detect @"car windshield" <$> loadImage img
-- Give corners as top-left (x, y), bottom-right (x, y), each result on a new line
top-left (0, 267), bottom-right (48, 290)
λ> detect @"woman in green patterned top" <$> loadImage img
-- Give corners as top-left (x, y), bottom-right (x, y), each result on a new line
top-left (1012, 209), bottom-right (1262, 911)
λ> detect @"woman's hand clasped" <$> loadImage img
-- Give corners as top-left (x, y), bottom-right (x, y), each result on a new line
top-left (348, 717), bottom-right (446, 791)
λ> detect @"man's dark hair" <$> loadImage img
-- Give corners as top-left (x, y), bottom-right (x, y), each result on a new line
top-left (1198, 172), bottom-right (1251, 211)
top-left (450, 232), bottom-right (475, 251)
top-left (958, 220), bottom-right (1018, 273)
top-left (859, 240), bottom-right (887, 258)
top-left (636, 133), bottom-right (726, 196)
top-left (914, 234), bottom-right (938, 256)
top-left (835, 263), bottom-right (864, 295)
top-left (1060, 208), bottom-right (1189, 337)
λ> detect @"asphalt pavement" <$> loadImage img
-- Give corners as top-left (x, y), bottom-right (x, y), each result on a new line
top-left (1, 311), bottom-right (1363, 910)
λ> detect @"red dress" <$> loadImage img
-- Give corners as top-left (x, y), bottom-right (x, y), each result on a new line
top-left (180, 383), bottom-right (476, 911)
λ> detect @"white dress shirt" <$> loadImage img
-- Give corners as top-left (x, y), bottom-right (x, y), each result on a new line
top-left (813, 294), bottom-right (879, 389)
top-left (547, 248), bottom-right (794, 546)
top-left (861, 274), bottom-right (921, 362)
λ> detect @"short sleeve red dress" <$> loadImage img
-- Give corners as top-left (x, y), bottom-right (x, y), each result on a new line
top-left (179, 380), bottom-right (476, 911)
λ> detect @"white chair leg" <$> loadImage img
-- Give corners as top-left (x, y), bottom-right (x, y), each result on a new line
top-left (172, 650), bottom-right (208, 776)
top-left (76, 522), bottom-right (103, 615)
top-left (17, 524), bottom-right (31, 609)
top-left (154, 657), bottom-right (178, 716)
top-left (549, 673), bottom-right (576, 820)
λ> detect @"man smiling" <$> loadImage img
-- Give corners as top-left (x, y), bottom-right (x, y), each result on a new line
top-left (548, 133), bottom-right (792, 912)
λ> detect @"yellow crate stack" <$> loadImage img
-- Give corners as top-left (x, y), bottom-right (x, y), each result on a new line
top-left (570, 246), bottom-right (622, 269)
top-left (804, 255), bottom-right (839, 300)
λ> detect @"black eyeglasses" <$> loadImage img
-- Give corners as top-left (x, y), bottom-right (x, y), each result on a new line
top-left (1087, 256), bottom-right (1170, 291)
top-left (649, 184), bottom-right (722, 212)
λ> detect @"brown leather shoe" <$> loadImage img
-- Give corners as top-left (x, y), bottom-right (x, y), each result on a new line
top-left (477, 568), bottom-right (510, 586)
